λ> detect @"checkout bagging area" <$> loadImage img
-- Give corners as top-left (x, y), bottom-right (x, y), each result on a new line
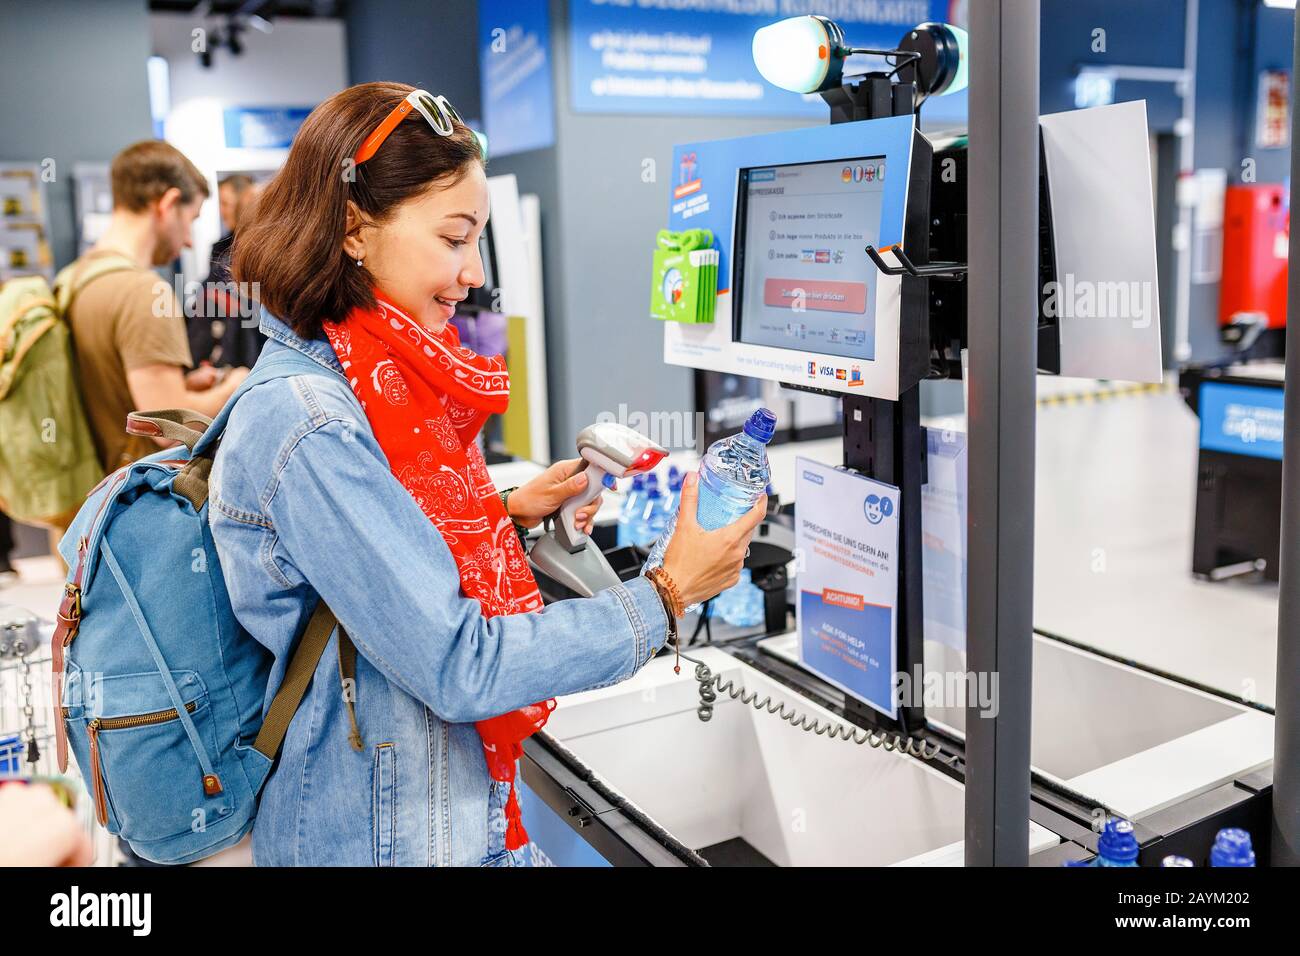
top-left (500, 11), bottom-right (1290, 868)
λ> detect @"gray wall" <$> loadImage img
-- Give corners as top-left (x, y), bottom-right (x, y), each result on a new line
top-left (345, 0), bottom-right (482, 121)
top-left (0, 0), bottom-right (154, 270)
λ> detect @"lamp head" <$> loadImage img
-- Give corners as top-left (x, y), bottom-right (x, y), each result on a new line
top-left (751, 15), bottom-right (847, 95)
top-left (897, 22), bottom-right (969, 96)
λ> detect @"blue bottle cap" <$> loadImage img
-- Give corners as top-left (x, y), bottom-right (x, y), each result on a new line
top-left (1098, 817), bottom-right (1139, 863)
top-left (743, 408), bottom-right (777, 444)
top-left (602, 473), bottom-right (618, 490)
top-left (646, 473), bottom-right (659, 488)
top-left (1210, 828), bottom-right (1255, 867)
top-left (668, 464), bottom-right (681, 480)
top-left (631, 474), bottom-right (645, 489)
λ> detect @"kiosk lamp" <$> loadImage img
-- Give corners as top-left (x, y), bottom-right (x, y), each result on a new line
top-left (752, 16), bottom-right (969, 120)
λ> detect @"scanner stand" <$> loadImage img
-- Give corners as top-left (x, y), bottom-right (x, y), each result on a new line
top-left (528, 518), bottom-right (624, 598)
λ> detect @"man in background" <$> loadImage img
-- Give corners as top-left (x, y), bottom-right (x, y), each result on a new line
top-left (211, 173), bottom-right (253, 276)
top-left (188, 175), bottom-right (267, 368)
top-left (65, 140), bottom-right (248, 474)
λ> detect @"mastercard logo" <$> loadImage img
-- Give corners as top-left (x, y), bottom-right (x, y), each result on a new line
top-left (841, 166), bottom-right (852, 183)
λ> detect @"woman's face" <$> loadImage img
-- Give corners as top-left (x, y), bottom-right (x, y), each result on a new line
top-left (351, 162), bottom-right (490, 334)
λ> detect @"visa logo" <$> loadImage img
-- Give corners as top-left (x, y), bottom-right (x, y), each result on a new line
top-left (818, 365), bottom-right (835, 376)
top-left (803, 470), bottom-right (824, 485)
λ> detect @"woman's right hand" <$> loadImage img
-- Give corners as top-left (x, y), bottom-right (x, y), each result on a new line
top-left (660, 470), bottom-right (768, 609)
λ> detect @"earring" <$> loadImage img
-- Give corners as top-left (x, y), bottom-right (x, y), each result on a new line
top-left (355, 257), bottom-right (363, 267)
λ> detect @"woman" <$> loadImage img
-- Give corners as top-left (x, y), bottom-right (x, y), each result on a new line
top-left (212, 82), bottom-right (763, 866)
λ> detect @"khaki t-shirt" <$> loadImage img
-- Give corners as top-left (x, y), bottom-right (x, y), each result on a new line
top-left (66, 252), bottom-right (193, 472)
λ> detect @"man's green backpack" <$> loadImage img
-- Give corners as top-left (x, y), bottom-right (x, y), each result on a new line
top-left (0, 255), bottom-right (133, 525)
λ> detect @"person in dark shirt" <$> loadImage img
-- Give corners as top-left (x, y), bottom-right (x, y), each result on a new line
top-left (187, 174), bottom-right (267, 369)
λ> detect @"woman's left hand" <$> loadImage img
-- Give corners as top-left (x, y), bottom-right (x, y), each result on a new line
top-left (507, 458), bottom-right (605, 533)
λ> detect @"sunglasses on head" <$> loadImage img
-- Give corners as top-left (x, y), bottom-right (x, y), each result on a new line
top-left (353, 89), bottom-right (462, 166)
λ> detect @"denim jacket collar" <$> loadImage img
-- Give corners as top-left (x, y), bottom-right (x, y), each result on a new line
top-left (258, 306), bottom-right (345, 377)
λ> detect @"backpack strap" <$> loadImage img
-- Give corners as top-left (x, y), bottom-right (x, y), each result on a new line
top-left (174, 351), bottom-right (322, 510)
top-left (178, 347), bottom-right (364, 759)
top-left (54, 252), bottom-right (137, 316)
top-left (125, 409), bottom-right (212, 451)
top-left (252, 601), bottom-right (359, 759)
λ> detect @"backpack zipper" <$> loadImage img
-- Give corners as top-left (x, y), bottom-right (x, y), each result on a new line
top-left (81, 701), bottom-right (199, 826)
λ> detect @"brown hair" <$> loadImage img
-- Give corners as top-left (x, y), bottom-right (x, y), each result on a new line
top-left (218, 172), bottom-right (255, 194)
top-left (111, 140), bottom-right (210, 213)
top-left (233, 82), bottom-right (485, 339)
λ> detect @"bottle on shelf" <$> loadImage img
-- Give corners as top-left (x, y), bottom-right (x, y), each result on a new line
top-left (631, 475), bottom-right (664, 549)
top-left (1093, 817), bottom-right (1140, 867)
top-left (1209, 828), bottom-right (1256, 867)
top-left (665, 465), bottom-right (683, 516)
top-left (616, 474), bottom-right (646, 547)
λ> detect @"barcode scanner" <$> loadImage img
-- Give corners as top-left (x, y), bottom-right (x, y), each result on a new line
top-left (529, 422), bottom-right (668, 597)
top-left (554, 423), bottom-right (668, 552)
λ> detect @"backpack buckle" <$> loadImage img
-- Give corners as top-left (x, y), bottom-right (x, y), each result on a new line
top-left (59, 583), bottom-right (82, 629)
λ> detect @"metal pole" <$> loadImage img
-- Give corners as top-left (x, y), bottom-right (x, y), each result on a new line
top-left (964, 0), bottom-right (1039, 867)
top-left (1171, 0), bottom-right (1198, 363)
top-left (1271, 8), bottom-right (1300, 869)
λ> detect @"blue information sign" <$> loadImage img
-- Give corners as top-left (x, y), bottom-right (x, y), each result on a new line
top-left (222, 107), bottom-right (312, 149)
top-left (1198, 381), bottom-right (1285, 461)
top-left (479, 0), bottom-right (557, 156)
top-left (569, 0), bottom-right (967, 121)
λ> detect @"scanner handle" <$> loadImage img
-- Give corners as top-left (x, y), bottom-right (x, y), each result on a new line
top-left (554, 461), bottom-right (607, 552)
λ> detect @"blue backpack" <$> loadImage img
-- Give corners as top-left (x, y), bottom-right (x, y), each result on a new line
top-left (51, 350), bottom-right (361, 864)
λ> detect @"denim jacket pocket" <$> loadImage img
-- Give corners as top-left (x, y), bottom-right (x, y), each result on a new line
top-left (372, 742), bottom-right (396, 867)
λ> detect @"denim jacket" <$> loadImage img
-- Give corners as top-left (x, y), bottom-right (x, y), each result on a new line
top-left (208, 309), bottom-right (670, 866)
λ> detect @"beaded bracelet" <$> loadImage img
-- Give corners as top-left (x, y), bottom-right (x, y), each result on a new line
top-left (646, 567), bottom-right (688, 671)
top-left (646, 567), bottom-right (685, 618)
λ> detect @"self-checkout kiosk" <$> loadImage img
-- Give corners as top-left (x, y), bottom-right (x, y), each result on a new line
top-left (517, 16), bottom-right (1275, 867)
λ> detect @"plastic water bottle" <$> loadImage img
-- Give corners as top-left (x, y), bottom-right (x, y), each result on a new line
top-left (1209, 828), bottom-right (1256, 867)
top-left (1094, 817), bottom-right (1140, 867)
top-left (643, 409), bottom-right (776, 607)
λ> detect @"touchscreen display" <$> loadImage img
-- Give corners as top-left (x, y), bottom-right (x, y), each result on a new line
top-left (734, 157), bottom-right (887, 363)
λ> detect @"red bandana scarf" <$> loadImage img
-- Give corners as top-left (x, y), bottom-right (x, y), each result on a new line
top-left (324, 292), bottom-right (553, 852)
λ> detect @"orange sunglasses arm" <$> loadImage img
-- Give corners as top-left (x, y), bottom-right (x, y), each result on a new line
top-left (353, 100), bottom-right (414, 165)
